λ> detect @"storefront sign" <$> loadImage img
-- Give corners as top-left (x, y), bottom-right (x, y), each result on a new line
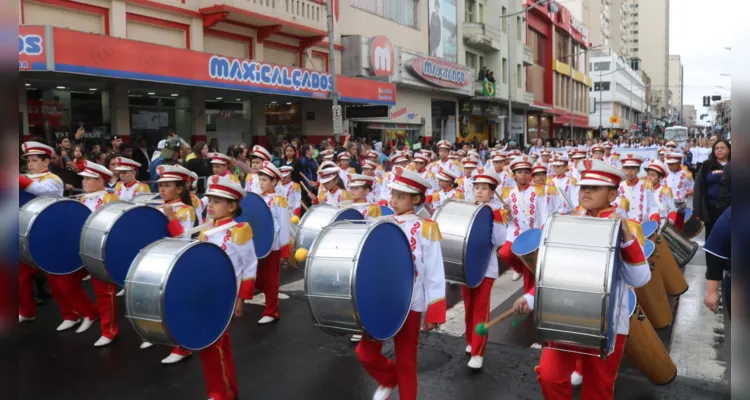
top-left (407, 112), bottom-right (419, 122)
top-left (390, 106), bottom-right (407, 119)
top-left (26, 26), bottom-right (397, 106)
top-left (510, 113), bottom-right (525, 135)
top-left (409, 57), bottom-right (470, 89)
top-left (19, 26), bottom-right (47, 71)
top-left (370, 35), bottom-right (395, 77)
top-left (570, 15), bottom-right (589, 43)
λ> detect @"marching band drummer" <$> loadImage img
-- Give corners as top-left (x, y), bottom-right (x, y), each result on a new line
top-left (245, 145), bottom-right (273, 195)
top-left (604, 142), bottom-right (621, 168)
top-left (138, 164), bottom-right (199, 364)
top-left (431, 169), bottom-right (464, 209)
top-left (356, 166), bottom-right (446, 400)
top-left (210, 153), bottom-right (241, 185)
top-left (349, 174), bottom-right (383, 220)
top-left (549, 154), bottom-right (579, 215)
top-left (78, 160), bottom-right (121, 347)
top-left (313, 161), bottom-right (338, 200)
top-left (18, 141), bottom-right (67, 324)
top-left (378, 154), bottom-right (410, 206)
top-left (664, 152), bottom-right (694, 201)
top-left (277, 166), bottom-right (302, 217)
top-left (361, 160), bottom-right (383, 204)
top-left (429, 140), bottom-right (460, 176)
top-left (337, 151), bottom-right (356, 188)
top-left (365, 150), bottom-right (385, 178)
top-left (256, 162), bottom-right (291, 325)
top-left (457, 157), bottom-right (479, 202)
top-left (498, 155), bottom-right (549, 284)
top-left (531, 161), bottom-right (563, 215)
top-left (644, 160), bottom-right (678, 223)
top-left (199, 175), bottom-right (259, 400)
top-left (513, 159), bottom-right (651, 400)
top-left (462, 169), bottom-right (507, 370)
top-left (113, 157), bottom-right (150, 201)
top-left (185, 169), bottom-right (207, 225)
top-left (315, 166), bottom-right (353, 207)
top-left (413, 153), bottom-right (438, 200)
top-left (618, 153), bottom-right (661, 223)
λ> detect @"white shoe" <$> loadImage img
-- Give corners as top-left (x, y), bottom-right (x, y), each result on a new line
top-left (465, 345), bottom-right (472, 354)
top-left (94, 336), bottom-right (113, 347)
top-left (82, 275), bottom-right (90, 281)
top-left (75, 317), bottom-right (97, 334)
top-left (116, 289), bottom-right (125, 297)
top-left (161, 352), bottom-right (191, 364)
top-left (19, 315), bottom-right (36, 323)
top-left (351, 334), bottom-right (362, 342)
top-left (56, 319), bottom-right (80, 332)
top-left (511, 271), bottom-right (522, 281)
top-left (467, 355), bottom-right (484, 369)
top-left (571, 371), bottom-right (583, 386)
top-left (140, 341), bottom-right (154, 350)
top-left (257, 316), bottom-right (277, 324)
top-left (278, 293), bottom-right (290, 300)
top-left (372, 385), bottom-right (395, 400)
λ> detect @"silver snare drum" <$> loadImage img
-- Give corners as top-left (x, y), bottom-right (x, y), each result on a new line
top-left (535, 214), bottom-right (624, 358)
top-left (304, 220), bottom-right (414, 341)
top-left (125, 238), bottom-right (237, 350)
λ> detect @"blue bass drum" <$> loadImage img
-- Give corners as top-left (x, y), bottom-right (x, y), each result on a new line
top-left (512, 228), bottom-right (543, 275)
top-left (305, 220), bottom-right (414, 341)
top-left (237, 192), bottom-right (275, 259)
top-left (19, 196), bottom-right (91, 274)
top-left (379, 205), bottom-right (395, 216)
top-left (430, 200), bottom-right (494, 288)
top-left (643, 239), bottom-right (655, 259)
top-left (19, 190), bottom-right (36, 208)
top-left (125, 238), bottom-right (237, 350)
top-left (627, 287), bottom-right (637, 318)
top-left (641, 220), bottom-right (658, 241)
top-left (79, 201), bottom-right (170, 286)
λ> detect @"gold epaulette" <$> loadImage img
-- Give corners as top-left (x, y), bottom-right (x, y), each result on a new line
top-left (366, 204), bottom-right (382, 218)
top-left (421, 219), bottom-right (443, 241)
top-left (341, 190), bottom-right (353, 201)
top-left (317, 190), bottom-right (326, 202)
top-left (618, 196), bottom-right (630, 211)
top-left (191, 194), bottom-right (201, 210)
top-left (546, 184), bottom-right (559, 196)
top-left (455, 190), bottom-right (465, 200)
top-left (625, 219), bottom-right (646, 246)
top-left (291, 182), bottom-right (301, 192)
top-left (37, 173), bottom-right (61, 183)
top-left (545, 177), bottom-right (553, 185)
top-left (104, 192), bottom-right (120, 203)
top-left (176, 205), bottom-right (196, 223)
top-left (570, 177), bottom-right (578, 185)
top-left (349, 167), bottom-right (356, 174)
top-left (229, 174), bottom-right (240, 184)
top-left (114, 182), bottom-right (122, 192)
top-left (431, 192), bottom-right (440, 203)
top-left (245, 173), bottom-right (254, 184)
top-left (273, 195), bottom-right (288, 208)
top-left (642, 180), bottom-right (654, 190)
top-left (501, 187), bottom-right (512, 201)
top-left (231, 223), bottom-right (254, 245)
top-left (533, 184), bottom-right (546, 196)
top-left (660, 186), bottom-right (673, 197)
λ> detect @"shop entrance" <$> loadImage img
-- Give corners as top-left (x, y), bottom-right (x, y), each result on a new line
top-left (431, 100), bottom-right (457, 142)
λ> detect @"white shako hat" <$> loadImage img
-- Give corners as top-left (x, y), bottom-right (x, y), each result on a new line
top-left (21, 141), bottom-right (54, 158)
top-left (509, 155), bottom-right (533, 171)
top-left (620, 152), bottom-right (644, 167)
top-left (251, 145), bottom-right (272, 161)
top-left (78, 160), bottom-right (113, 180)
top-left (436, 168), bottom-right (458, 182)
top-left (550, 154), bottom-right (569, 166)
top-left (318, 167), bottom-right (341, 184)
top-left (258, 161), bottom-right (283, 181)
top-left (576, 159), bottom-right (626, 187)
top-left (206, 175), bottom-right (246, 200)
top-left (664, 152), bottom-right (684, 164)
top-left (156, 164), bottom-right (190, 182)
top-left (114, 157), bottom-right (141, 171)
top-left (646, 159), bottom-right (668, 176)
top-left (471, 169), bottom-right (500, 186)
top-left (387, 165), bottom-right (431, 194)
top-left (349, 174), bottom-right (376, 187)
top-left (209, 152), bottom-right (231, 165)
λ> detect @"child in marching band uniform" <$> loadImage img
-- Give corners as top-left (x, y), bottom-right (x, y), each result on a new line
top-left (462, 170), bottom-right (507, 370)
top-left (361, 160), bottom-right (383, 204)
top-left (314, 161), bottom-right (338, 201)
top-left (378, 154), bottom-right (410, 205)
top-left (493, 152), bottom-right (516, 191)
top-left (210, 153), bottom-right (240, 185)
top-left (256, 163), bottom-right (290, 325)
top-left (18, 141), bottom-right (67, 324)
top-left (645, 160), bottom-right (678, 223)
top-left (113, 157), bottom-right (150, 201)
top-left (365, 150), bottom-right (385, 178)
top-left (200, 175), bottom-right (258, 400)
top-left (429, 140), bottom-right (460, 176)
top-left (664, 152), bottom-right (694, 201)
top-left (514, 159), bottom-right (651, 400)
top-left (245, 145), bottom-right (272, 195)
top-left (315, 166), bottom-right (353, 207)
top-left (431, 169), bottom-right (464, 209)
top-left (569, 150), bottom-right (585, 180)
top-left (78, 160), bottom-right (121, 347)
top-left (498, 156), bottom-right (549, 284)
top-left (457, 157), bottom-right (478, 202)
top-left (337, 151), bottom-right (356, 188)
top-left (531, 161), bottom-right (563, 215)
top-left (590, 144), bottom-right (605, 161)
top-left (349, 174), bottom-right (383, 225)
top-left (185, 169), bottom-right (206, 225)
top-left (356, 166), bottom-right (446, 400)
top-left (550, 154), bottom-right (579, 214)
top-left (413, 153), bottom-right (438, 201)
top-left (277, 166), bottom-right (302, 217)
top-left (618, 153), bottom-right (661, 223)
top-left (137, 165), bottom-right (198, 364)
top-left (603, 142), bottom-right (621, 169)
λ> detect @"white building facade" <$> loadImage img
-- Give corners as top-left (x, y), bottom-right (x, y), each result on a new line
top-left (589, 53), bottom-right (645, 133)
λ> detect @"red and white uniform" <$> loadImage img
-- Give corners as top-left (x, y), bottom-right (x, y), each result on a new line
top-left (351, 203), bottom-right (382, 219)
top-left (317, 186), bottom-right (353, 207)
top-left (244, 173), bottom-right (261, 194)
top-left (277, 180), bottom-right (302, 217)
top-left (498, 167), bottom-right (516, 190)
top-left (550, 174), bottom-right (579, 214)
top-left (210, 152), bottom-right (241, 185)
top-left (500, 184), bottom-right (548, 243)
top-left (19, 170), bottom-right (63, 197)
top-left (431, 187), bottom-right (464, 209)
top-left (114, 180), bottom-right (150, 201)
top-left (665, 168), bottom-right (693, 201)
top-left (617, 179), bottom-right (661, 223)
top-left (415, 168), bottom-right (437, 198)
top-left (430, 158), bottom-right (460, 177)
top-left (364, 176), bottom-right (383, 204)
top-left (378, 170), bottom-right (397, 205)
top-left (653, 185), bottom-right (677, 222)
top-left (457, 175), bottom-right (474, 201)
top-left (258, 188), bottom-right (290, 321)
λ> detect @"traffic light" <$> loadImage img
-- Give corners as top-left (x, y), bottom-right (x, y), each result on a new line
top-left (702, 96), bottom-right (710, 107)
top-left (711, 95), bottom-right (722, 101)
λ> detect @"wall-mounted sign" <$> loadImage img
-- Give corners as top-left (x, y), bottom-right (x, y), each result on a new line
top-left (407, 112), bottom-right (419, 122)
top-left (370, 35), bottom-right (394, 77)
top-left (345, 105), bottom-right (389, 119)
top-left (409, 57), bottom-right (470, 89)
top-left (390, 106), bottom-right (407, 119)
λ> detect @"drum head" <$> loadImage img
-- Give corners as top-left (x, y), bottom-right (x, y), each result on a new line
top-left (28, 200), bottom-right (90, 274)
top-left (627, 287), bottom-right (637, 318)
top-left (464, 205), bottom-right (494, 288)
top-left (103, 206), bottom-right (170, 286)
top-left (641, 221), bottom-right (658, 239)
top-left (512, 228), bottom-right (542, 257)
top-left (164, 242), bottom-right (237, 350)
top-left (237, 192), bottom-right (275, 259)
top-left (20, 190), bottom-right (36, 208)
top-left (643, 240), bottom-right (655, 259)
top-left (335, 208), bottom-right (363, 222)
top-left (684, 208), bottom-right (692, 220)
top-left (354, 222), bottom-right (414, 341)
top-left (379, 205), bottom-right (395, 216)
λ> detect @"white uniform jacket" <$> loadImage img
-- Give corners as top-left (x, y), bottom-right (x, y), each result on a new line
top-left (199, 218), bottom-right (258, 300)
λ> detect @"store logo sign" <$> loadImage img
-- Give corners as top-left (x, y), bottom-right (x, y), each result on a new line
top-left (19, 34), bottom-right (43, 55)
top-left (409, 57), bottom-right (470, 89)
top-left (390, 107), bottom-right (407, 119)
top-left (208, 56), bottom-right (332, 93)
top-left (370, 36), bottom-right (394, 77)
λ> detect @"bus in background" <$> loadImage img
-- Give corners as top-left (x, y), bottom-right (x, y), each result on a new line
top-left (664, 125), bottom-right (689, 146)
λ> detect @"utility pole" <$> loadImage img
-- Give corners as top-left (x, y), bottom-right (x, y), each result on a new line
top-left (598, 69), bottom-right (603, 136)
top-left (505, 0), bottom-right (513, 142)
top-left (326, 0), bottom-right (340, 143)
top-left (568, 36), bottom-right (574, 140)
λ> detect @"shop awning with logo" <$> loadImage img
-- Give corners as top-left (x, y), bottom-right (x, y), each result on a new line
top-left (19, 25), bottom-right (397, 106)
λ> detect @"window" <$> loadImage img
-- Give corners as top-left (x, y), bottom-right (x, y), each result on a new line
top-left (517, 16), bottom-right (522, 40)
top-left (478, 3), bottom-right (484, 23)
top-left (479, 55), bottom-right (485, 70)
top-left (501, 6), bottom-right (507, 32)
top-left (466, 52), bottom-right (478, 73)
top-left (517, 64), bottom-right (522, 88)
top-left (352, 0), bottom-right (418, 28)
top-left (465, 0), bottom-right (476, 22)
top-left (502, 58), bottom-right (508, 83)
top-left (594, 81), bottom-right (611, 91)
top-left (593, 61), bottom-right (611, 71)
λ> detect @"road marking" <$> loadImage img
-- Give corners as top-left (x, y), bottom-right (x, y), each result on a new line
top-left (438, 270), bottom-right (522, 337)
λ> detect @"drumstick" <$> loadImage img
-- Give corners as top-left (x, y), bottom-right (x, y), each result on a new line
top-left (187, 222), bottom-right (213, 235)
top-left (299, 172), bottom-right (316, 186)
top-left (474, 308), bottom-right (516, 336)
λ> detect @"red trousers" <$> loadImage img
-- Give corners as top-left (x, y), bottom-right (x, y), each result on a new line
top-left (461, 277), bottom-right (495, 356)
top-left (537, 334), bottom-right (627, 399)
top-left (356, 311), bottom-right (421, 400)
top-left (18, 261), bottom-right (37, 318)
top-left (256, 250), bottom-right (281, 319)
top-left (498, 241), bottom-right (535, 293)
top-left (47, 269), bottom-right (98, 322)
top-left (199, 330), bottom-right (238, 400)
top-left (90, 277), bottom-right (119, 339)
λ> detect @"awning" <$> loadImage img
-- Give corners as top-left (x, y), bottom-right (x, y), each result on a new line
top-left (366, 123), bottom-right (421, 131)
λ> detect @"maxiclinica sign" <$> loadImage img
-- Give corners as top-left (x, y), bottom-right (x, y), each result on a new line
top-left (409, 57), bottom-right (470, 89)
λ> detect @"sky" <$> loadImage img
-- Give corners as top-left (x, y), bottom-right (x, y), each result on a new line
top-left (669, 0), bottom-right (732, 126)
